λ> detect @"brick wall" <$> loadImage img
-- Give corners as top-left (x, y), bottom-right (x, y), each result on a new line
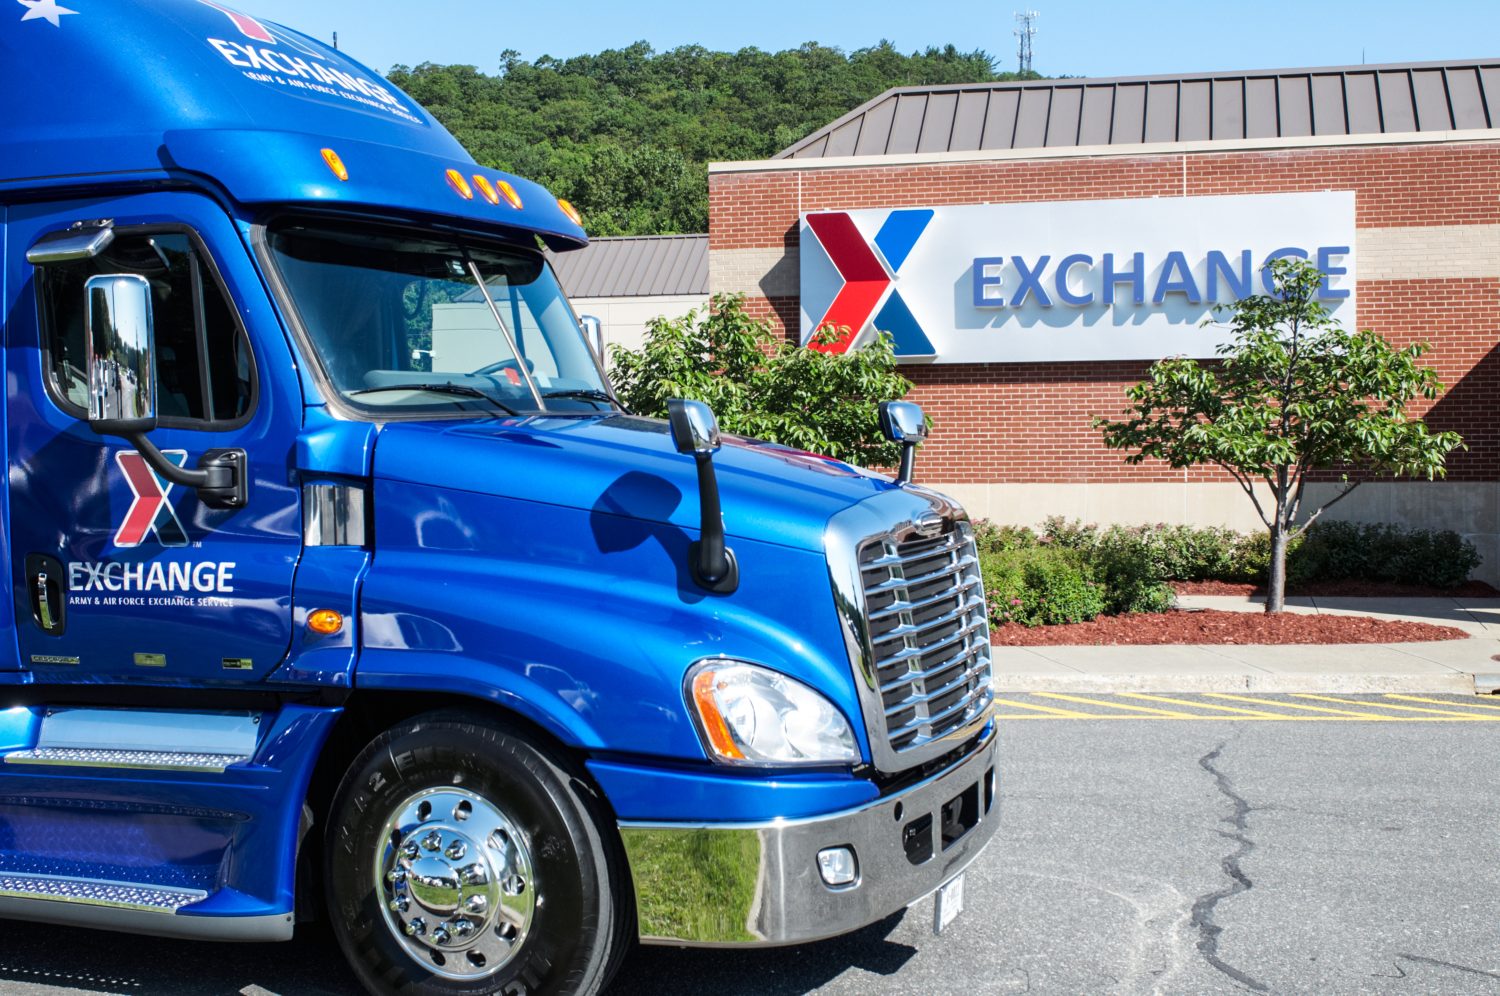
top-left (708, 141), bottom-right (1500, 486)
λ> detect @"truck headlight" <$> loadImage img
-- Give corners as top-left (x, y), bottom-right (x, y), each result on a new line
top-left (686, 660), bottom-right (859, 766)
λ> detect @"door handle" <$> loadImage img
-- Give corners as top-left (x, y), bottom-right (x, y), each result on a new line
top-left (25, 554), bottom-right (67, 636)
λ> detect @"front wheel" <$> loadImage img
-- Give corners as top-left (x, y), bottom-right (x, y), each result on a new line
top-left (326, 711), bottom-right (629, 995)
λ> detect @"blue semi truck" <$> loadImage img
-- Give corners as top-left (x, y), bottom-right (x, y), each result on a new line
top-left (0, 2), bottom-right (997, 992)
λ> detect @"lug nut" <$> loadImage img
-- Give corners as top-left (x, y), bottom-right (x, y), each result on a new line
top-left (405, 917), bottom-right (426, 937)
top-left (451, 918), bottom-right (475, 937)
top-left (463, 894), bottom-right (488, 915)
top-left (432, 926), bottom-right (451, 945)
top-left (402, 841), bottom-right (419, 858)
top-left (388, 896), bottom-right (409, 914)
top-left (387, 868), bottom-right (407, 884)
top-left (445, 841), bottom-right (467, 861)
top-left (460, 863), bottom-right (488, 885)
top-left (421, 831), bottom-right (443, 852)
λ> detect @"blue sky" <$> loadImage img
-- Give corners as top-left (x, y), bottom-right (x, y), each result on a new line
top-left (241, 0), bottom-right (1498, 79)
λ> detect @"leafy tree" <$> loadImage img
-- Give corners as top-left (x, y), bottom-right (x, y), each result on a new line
top-left (1095, 258), bottom-right (1462, 613)
top-left (388, 42), bottom-right (1034, 235)
top-left (610, 294), bottom-right (911, 466)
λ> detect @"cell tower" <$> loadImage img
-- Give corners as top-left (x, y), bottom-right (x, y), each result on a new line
top-left (1014, 10), bottom-right (1039, 75)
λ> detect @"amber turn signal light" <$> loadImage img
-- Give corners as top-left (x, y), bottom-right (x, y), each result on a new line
top-left (321, 148), bottom-right (349, 182)
top-left (308, 608), bottom-right (344, 635)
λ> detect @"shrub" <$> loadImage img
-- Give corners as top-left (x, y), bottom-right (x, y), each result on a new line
top-left (972, 519), bottom-right (1038, 555)
top-left (1288, 521), bottom-right (1479, 588)
top-left (982, 547), bottom-right (1105, 628)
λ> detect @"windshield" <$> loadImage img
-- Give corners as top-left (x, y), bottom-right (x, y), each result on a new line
top-left (267, 222), bottom-right (615, 416)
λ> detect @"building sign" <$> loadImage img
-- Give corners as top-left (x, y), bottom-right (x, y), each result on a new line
top-left (799, 192), bottom-right (1356, 363)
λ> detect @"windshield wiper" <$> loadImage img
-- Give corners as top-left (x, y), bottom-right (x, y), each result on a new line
top-left (540, 388), bottom-right (620, 410)
top-left (350, 383), bottom-right (519, 415)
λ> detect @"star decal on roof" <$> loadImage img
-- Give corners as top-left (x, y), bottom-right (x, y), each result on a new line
top-left (17, 0), bottom-right (78, 27)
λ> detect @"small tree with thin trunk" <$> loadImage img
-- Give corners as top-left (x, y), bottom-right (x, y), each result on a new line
top-left (1095, 258), bottom-right (1463, 613)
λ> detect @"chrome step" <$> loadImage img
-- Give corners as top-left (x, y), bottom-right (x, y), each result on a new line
top-left (3, 746), bottom-right (249, 772)
top-left (0, 873), bottom-right (206, 912)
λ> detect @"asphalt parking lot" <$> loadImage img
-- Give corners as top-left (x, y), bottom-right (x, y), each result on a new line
top-left (0, 694), bottom-right (1496, 995)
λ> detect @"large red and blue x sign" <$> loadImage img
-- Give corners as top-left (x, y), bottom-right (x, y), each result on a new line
top-left (114, 450), bottom-right (190, 548)
top-left (800, 209), bottom-right (936, 357)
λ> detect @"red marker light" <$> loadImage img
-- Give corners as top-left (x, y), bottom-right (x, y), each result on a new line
top-left (557, 198), bottom-right (583, 226)
top-left (445, 169), bottom-right (473, 200)
top-left (321, 148), bottom-right (348, 182)
top-left (472, 175), bottom-right (500, 205)
top-left (495, 180), bottom-right (523, 209)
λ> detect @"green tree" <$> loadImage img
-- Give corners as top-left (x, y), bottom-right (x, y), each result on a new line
top-left (610, 294), bottom-right (911, 466)
top-left (1094, 258), bottom-right (1462, 613)
top-left (387, 41), bottom-right (1028, 235)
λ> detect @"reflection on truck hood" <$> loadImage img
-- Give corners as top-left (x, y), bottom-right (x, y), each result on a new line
top-left (371, 415), bottom-right (897, 553)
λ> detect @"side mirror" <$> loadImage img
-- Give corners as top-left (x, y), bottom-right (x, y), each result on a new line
top-left (667, 398), bottom-right (721, 456)
top-left (84, 274), bottom-right (158, 436)
top-left (666, 399), bottom-right (736, 594)
top-left (81, 274), bottom-right (248, 510)
top-left (878, 400), bottom-right (928, 485)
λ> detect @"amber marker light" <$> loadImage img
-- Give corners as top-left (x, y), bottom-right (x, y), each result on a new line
top-left (308, 608), bottom-right (344, 636)
top-left (495, 179), bottom-right (523, 209)
top-left (472, 174), bottom-right (500, 205)
top-left (557, 198), bottom-right (583, 226)
top-left (320, 148), bottom-right (349, 182)
top-left (691, 669), bottom-right (746, 761)
top-left (445, 169), bottom-right (473, 200)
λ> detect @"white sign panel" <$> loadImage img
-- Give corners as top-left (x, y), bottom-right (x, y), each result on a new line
top-left (798, 192), bottom-right (1356, 363)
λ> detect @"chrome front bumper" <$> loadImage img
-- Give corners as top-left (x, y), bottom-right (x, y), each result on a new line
top-left (619, 725), bottom-right (998, 947)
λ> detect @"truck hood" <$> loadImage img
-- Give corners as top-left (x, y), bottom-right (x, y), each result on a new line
top-left (370, 415), bottom-right (898, 553)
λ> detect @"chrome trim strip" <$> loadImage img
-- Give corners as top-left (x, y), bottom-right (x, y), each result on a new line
top-left (0, 894), bottom-right (293, 942)
top-left (620, 725), bottom-right (998, 946)
top-left (826, 489), bottom-right (994, 772)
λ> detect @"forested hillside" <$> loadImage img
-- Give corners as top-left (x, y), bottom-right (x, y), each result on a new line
top-left (388, 43), bottom-right (1027, 236)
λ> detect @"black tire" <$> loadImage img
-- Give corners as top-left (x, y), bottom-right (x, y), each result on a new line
top-left (325, 710), bottom-right (631, 996)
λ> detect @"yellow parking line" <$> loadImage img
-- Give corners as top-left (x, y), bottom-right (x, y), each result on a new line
top-left (1119, 693), bottom-right (1289, 719)
top-left (990, 697), bottom-right (1099, 719)
top-left (1294, 693), bottom-right (1500, 719)
top-left (1204, 693), bottom-right (1409, 720)
top-left (1386, 694), bottom-right (1500, 712)
top-left (1033, 692), bottom-right (1200, 718)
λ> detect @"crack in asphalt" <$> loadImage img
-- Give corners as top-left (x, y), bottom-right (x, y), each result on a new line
top-left (1189, 741), bottom-right (1269, 993)
top-left (1396, 953), bottom-right (1500, 981)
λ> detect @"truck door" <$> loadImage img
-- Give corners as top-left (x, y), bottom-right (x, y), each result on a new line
top-left (7, 192), bottom-right (302, 683)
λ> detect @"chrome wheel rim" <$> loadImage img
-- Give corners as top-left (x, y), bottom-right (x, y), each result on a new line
top-left (374, 786), bottom-right (536, 980)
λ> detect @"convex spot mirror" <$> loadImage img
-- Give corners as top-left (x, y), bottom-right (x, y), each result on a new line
top-left (84, 273), bottom-right (158, 437)
top-left (668, 399), bottom-right (721, 456)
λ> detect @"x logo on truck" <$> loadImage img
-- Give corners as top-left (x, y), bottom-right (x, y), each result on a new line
top-left (801, 209), bottom-right (936, 358)
top-left (114, 450), bottom-right (190, 548)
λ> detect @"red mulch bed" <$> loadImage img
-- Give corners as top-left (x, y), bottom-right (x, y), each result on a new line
top-left (1173, 579), bottom-right (1500, 598)
top-left (991, 608), bottom-right (1469, 646)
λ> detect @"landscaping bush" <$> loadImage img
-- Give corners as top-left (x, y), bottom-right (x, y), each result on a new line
top-left (982, 546), bottom-right (1105, 628)
top-left (1288, 521), bottom-right (1479, 588)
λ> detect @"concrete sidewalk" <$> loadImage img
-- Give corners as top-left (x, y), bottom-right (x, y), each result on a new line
top-left (992, 596), bottom-right (1500, 695)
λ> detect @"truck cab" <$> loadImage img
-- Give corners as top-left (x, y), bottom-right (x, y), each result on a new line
top-left (0, 2), bottom-right (997, 993)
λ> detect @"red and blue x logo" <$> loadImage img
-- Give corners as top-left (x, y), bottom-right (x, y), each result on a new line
top-left (800, 209), bottom-right (936, 357)
top-left (114, 450), bottom-right (190, 548)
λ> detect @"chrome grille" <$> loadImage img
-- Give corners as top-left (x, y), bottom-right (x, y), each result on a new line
top-left (857, 521), bottom-right (992, 756)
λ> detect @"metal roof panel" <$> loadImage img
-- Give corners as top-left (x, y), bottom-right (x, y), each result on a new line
top-left (548, 235), bottom-right (709, 299)
top-left (773, 59), bottom-right (1500, 160)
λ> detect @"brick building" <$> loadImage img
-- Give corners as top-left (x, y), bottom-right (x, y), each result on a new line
top-left (707, 60), bottom-right (1500, 579)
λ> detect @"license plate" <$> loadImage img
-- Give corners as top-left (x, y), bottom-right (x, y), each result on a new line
top-left (933, 872), bottom-right (965, 934)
